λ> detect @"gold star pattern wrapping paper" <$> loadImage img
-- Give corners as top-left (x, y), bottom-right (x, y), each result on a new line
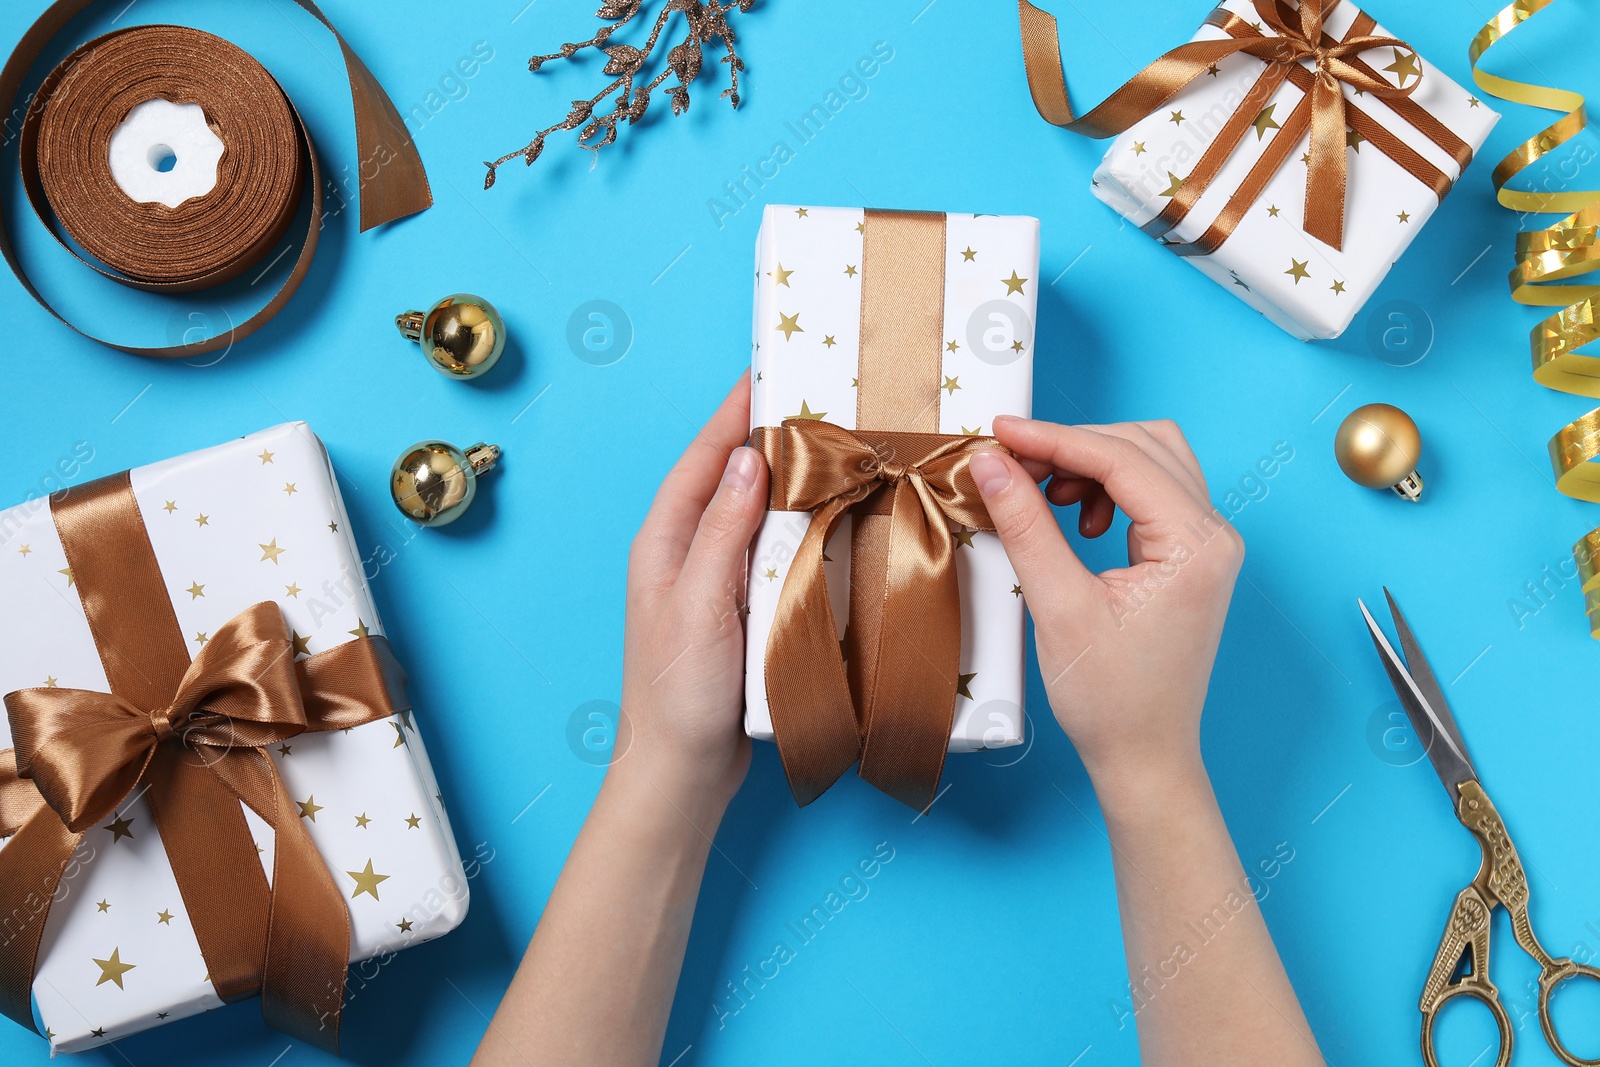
top-left (0, 423), bottom-right (468, 1054)
top-left (744, 205), bottom-right (1037, 753)
top-left (1086, 0), bottom-right (1498, 340)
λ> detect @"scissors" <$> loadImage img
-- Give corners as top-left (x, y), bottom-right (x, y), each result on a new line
top-left (1361, 589), bottom-right (1600, 1067)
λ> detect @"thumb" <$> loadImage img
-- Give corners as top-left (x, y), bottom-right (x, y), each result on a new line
top-left (970, 449), bottom-right (1096, 610)
top-left (679, 445), bottom-right (769, 612)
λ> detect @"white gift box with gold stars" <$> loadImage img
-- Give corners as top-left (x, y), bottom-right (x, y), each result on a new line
top-left (1089, 0), bottom-right (1498, 340)
top-left (744, 204), bottom-right (1038, 754)
top-left (0, 422), bottom-right (467, 1054)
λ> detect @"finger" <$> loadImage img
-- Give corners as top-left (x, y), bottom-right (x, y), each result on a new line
top-left (677, 446), bottom-right (769, 616)
top-left (1138, 419), bottom-right (1209, 495)
top-left (1080, 486), bottom-right (1115, 537)
top-left (969, 449), bottom-right (1097, 611)
top-left (1074, 422), bottom-right (1207, 507)
top-left (1018, 455), bottom-right (1054, 484)
top-left (1045, 475), bottom-right (1095, 506)
top-left (635, 376), bottom-right (753, 575)
top-left (1042, 476), bottom-right (1117, 537)
top-left (992, 417), bottom-right (1208, 532)
top-left (1006, 418), bottom-right (1189, 496)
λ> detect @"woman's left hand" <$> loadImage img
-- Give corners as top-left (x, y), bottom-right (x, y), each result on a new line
top-left (615, 375), bottom-right (768, 811)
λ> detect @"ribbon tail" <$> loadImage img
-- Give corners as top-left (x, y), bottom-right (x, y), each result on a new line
top-left (1303, 73), bottom-right (1349, 250)
top-left (0, 807), bottom-right (82, 1035)
top-left (765, 494), bottom-right (866, 806)
top-left (856, 477), bottom-right (962, 812)
top-left (145, 748), bottom-right (273, 1004)
top-left (1018, 0), bottom-right (1076, 126)
top-left (296, 0), bottom-right (433, 230)
top-left (1018, 0), bottom-right (1255, 136)
top-left (212, 751), bottom-right (350, 1053)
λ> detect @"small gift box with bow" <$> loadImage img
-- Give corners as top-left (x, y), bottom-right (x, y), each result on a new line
top-left (1019, 0), bottom-right (1499, 339)
top-left (0, 423), bottom-right (467, 1054)
top-left (744, 205), bottom-right (1038, 811)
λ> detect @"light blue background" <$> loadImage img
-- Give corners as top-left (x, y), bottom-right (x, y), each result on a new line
top-left (1, 0), bottom-right (1598, 1064)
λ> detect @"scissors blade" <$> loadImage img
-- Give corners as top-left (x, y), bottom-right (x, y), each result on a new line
top-left (1359, 595), bottom-right (1477, 798)
top-left (1382, 588), bottom-right (1475, 771)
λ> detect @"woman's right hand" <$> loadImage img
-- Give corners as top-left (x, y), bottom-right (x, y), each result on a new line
top-left (968, 416), bottom-right (1244, 800)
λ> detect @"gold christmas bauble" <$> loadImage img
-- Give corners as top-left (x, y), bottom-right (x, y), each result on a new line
top-left (395, 293), bottom-right (505, 379)
top-left (391, 440), bottom-right (500, 526)
top-left (1334, 403), bottom-right (1424, 502)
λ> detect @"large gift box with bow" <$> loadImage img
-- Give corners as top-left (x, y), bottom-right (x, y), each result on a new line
top-left (744, 205), bottom-right (1037, 811)
top-left (0, 423), bottom-right (467, 1055)
top-left (1019, 0), bottom-right (1500, 339)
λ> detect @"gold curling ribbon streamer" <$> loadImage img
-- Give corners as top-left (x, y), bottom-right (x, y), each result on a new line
top-left (0, 470), bottom-right (408, 1052)
top-left (1467, 0), bottom-right (1600, 636)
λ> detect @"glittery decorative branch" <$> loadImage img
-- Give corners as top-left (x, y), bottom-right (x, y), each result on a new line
top-left (483, 0), bottom-right (756, 189)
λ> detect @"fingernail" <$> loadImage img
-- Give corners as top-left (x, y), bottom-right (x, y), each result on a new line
top-left (722, 446), bottom-right (758, 491)
top-left (970, 450), bottom-right (1011, 496)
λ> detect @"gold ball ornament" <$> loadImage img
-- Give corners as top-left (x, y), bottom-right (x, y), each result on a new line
top-left (391, 440), bottom-right (501, 527)
top-left (395, 294), bottom-right (505, 379)
top-left (1334, 403), bottom-right (1424, 502)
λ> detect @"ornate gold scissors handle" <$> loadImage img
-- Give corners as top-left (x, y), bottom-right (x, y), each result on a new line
top-left (1361, 593), bottom-right (1600, 1067)
top-left (1419, 781), bottom-right (1600, 1067)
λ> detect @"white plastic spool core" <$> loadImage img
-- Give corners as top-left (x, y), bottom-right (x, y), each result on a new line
top-left (107, 98), bottom-right (225, 208)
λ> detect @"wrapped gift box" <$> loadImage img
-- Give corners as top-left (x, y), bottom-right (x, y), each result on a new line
top-left (1085, 0), bottom-right (1498, 340)
top-left (744, 204), bottom-right (1037, 756)
top-left (0, 423), bottom-right (467, 1053)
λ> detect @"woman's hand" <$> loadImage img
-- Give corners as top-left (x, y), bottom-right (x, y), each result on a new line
top-left (969, 416), bottom-right (1244, 801)
top-left (972, 418), bottom-right (1322, 1066)
top-left (473, 378), bottom-right (769, 1067)
top-left (615, 376), bottom-right (768, 813)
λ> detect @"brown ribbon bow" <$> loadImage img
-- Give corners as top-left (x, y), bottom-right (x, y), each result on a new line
top-left (1019, 0), bottom-right (1422, 250)
top-left (754, 419), bottom-right (1002, 811)
top-left (0, 605), bottom-right (404, 1052)
top-left (10, 604), bottom-right (311, 834)
top-left (0, 472), bottom-right (407, 1053)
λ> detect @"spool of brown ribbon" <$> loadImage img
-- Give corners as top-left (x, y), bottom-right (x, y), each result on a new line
top-left (0, 0), bottom-right (432, 358)
top-left (32, 27), bottom-right (304, 289)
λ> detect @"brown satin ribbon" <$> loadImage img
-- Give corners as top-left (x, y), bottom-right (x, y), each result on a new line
top-left (850, 208), bottom-right (947, 799)
top-left (1018, 0), bottom-right (1432, 251)
top-left (754, 422), bottom-right (1002, 811)
top-left (0, 470), bottom-right (408, 1052)
top-left (1154, 8), bottom-right (1449, 253)
top-left (0, 0), bottom-right (432, 358)
top-left (1166, 8), bottom-right (1457, 258)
